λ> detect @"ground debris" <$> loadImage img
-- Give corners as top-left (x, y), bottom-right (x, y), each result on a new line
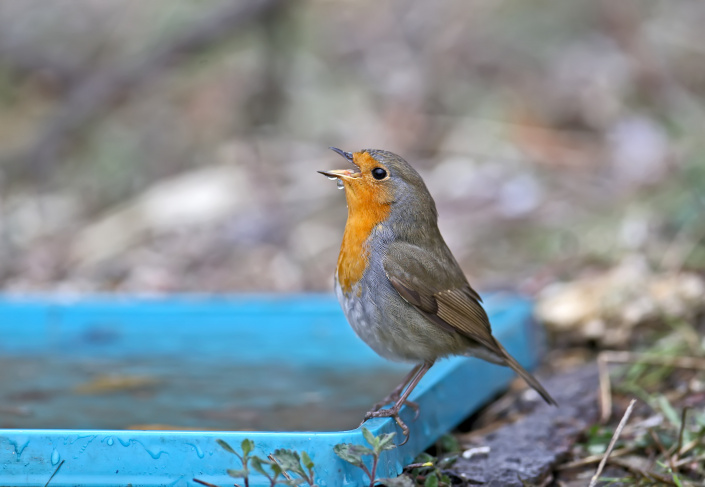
top-left (536, 256), bottom-right (705, 346)
top-left (451, 365), bottom-right (599, 486)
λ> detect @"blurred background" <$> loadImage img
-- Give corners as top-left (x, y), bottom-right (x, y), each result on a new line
top-left (0, 0), bottom-right (703, 296)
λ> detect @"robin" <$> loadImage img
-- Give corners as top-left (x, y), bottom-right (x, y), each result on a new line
top-left (319, 148), bottom-right (556, 440)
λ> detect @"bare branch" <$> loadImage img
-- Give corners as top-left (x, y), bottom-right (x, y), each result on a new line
top-left (589, 398), bottom-right (637, 487)
top-left (4, 0), bottom-right (284, 182)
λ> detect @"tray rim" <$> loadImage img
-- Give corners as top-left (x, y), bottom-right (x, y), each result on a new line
top-left (0, 293), bottom-right (540, 486)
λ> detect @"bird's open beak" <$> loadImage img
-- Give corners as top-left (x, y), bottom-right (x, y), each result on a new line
top-left (318, 147), bottom-right (362, 179)
top-left (318, 169), bottom-right (358, 179)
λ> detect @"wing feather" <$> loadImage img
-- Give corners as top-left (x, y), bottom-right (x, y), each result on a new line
top-left (383, 241), bottom-right (557, 406)
top-left (383, 242), bottom-right (498, 353)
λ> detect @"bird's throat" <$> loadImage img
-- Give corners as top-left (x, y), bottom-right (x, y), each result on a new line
top-left (336, 193), bottom-right (391, 294)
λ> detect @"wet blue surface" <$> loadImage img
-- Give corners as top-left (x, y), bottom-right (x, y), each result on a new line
top-left (0, 293), bottom-right (542, 486)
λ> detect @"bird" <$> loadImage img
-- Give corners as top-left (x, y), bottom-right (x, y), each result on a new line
top-left (319, 147), bottom-right (556, 441)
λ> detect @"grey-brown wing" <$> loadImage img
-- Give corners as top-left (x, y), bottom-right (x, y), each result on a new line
top-left (383, 241), bottom-right (558, 406)
top-left (383, 242), bottom-right (499, 353)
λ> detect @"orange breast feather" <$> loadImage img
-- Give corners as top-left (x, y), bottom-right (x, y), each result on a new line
top-left (336, 168), bottom-right (392, 294)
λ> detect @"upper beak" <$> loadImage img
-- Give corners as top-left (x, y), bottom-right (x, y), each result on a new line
top-left (318, 147), bottom-right (361, 179)
top-left (329, 147), bottom-right (354, 163)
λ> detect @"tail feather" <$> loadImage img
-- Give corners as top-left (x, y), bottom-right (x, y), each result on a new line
top-left (497, 342), bottom-right (558, 406)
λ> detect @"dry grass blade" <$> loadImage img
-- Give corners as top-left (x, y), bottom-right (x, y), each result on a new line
top-left (588, 398), bottom-right (637, 487)
top-left (598, 352), bottom-right (612, 423)
top-left (603, 352), bottom-right (705, 369)
top-left (556, 446), bottom-right (636, 470)
top-left (673, 451), bottom-right (705, 468)
top-left (608, 457), bottom-right (678, 486)
top-left (676, 438), bottom-right (700, 457)
top-left (598, 351), bottom-right (705, 422)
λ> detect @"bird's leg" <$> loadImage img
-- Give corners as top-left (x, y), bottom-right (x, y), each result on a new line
top-left (369, 363), bottom-right (423, 413)
top-left (362, 361), bottom-right (433, 444)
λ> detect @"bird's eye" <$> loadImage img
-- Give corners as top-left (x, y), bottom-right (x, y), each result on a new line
top-left (371, 168), bottom-right (387, 180)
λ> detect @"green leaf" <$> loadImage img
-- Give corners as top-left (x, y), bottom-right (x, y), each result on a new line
top-left (301, 450), bottom-right (314, 471)
top-left (241, 438), bottom-right (254, 457)
top-left (437, 454), bottom-right (458, 469)
top-left (275, 449), bottom-right (301, 468)
top-left (424, 472), bottom-right (439, 487)
top-left (217, 439), bottom-right (237, 455)
top-left (657, 395), bottom-right (681, 427)
top-left (269, 461), bottom-right (283, 476)
top-left (249, 456), bottom-right (268, 477)
top-left (362, 427), bottom-right (377, 448)
top-left (437, 434), bottom-right (460, 453)
top-left (333, 443), bottom-right (373, 467)
top-left (272, 449), bottom-right (304, 474)
top-left (227, 468), bottom-right (247, 478)
top-left (584, 426), bottom-right (614, 455)
top-left (376, 432), bottom-right (397, 452)
top-left (413, 452), bottom-right (435, 465)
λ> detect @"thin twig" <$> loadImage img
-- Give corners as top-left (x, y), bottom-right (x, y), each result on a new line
top-left (589, 398), bottom-right (637, 487)
top-left (268, 454), bottom-right (293, 482)
top-left (674, 407), bottom-right (689, 459)
top-left (649, 428), bottom-right (675, 472)
top-left (403, 462), bottom-right (435, 470)
top-left (43, 460), bottom-right (65, 487)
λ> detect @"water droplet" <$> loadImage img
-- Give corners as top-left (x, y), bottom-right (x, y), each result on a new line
top-left (193, 444), bottom-right (204, 458)
top-left (327, 176), bottom-right (337, 181)
top-left (336, 179), bottom-right (344, 190)
top-left (107, 437), bottom-right (114, 446)
top-left (51, 449), bottom-right (60, 465)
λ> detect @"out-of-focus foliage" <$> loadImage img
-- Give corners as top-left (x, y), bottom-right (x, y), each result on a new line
top-left (0, 0), bottom-right (703, 293)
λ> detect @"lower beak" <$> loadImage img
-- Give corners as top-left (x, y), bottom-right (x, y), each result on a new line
top-left (317, 169), bottom-right (357, 179)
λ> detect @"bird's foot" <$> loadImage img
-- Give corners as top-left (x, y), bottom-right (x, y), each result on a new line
top-left (360, 402), bottom-right (417, 445)
top-left (369, 393), bottom-right (420, 419)
top-left (360, 362), bottom-right (432, 446)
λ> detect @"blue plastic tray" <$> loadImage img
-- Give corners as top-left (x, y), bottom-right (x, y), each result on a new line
top-left (0, 294), bottom-right (542, 486)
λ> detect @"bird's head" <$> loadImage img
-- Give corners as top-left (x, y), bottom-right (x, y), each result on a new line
top-left (319, 148), bottom-right (437, 224)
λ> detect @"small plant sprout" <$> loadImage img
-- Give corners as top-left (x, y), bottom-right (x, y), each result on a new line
top-left (269, 449), bottom-right (317, 486)
top-left (400, 452), bottom-right (455, 487)
top-left (217, 438), bottom-right (254, 487)
top-left (334, 427), bottom-right (397, 487)
top-left (194, 439), bottom-right (317, 487)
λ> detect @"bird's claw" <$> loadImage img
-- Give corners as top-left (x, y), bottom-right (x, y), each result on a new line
top-left (407, 400), bottom-right (420, 420)
top-left (370, 395), bottom-right (420, 418)
top-left (360, 405), bottom-right (414, 445)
